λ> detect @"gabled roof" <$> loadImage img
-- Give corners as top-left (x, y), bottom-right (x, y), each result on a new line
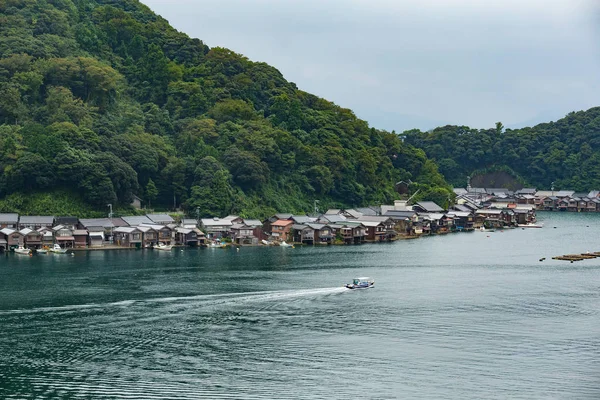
top-left (73, 230), bottom-right (88, 235)
top-left (19, 216), bottom-right (55, 225)
top-left (355, 207), bottom-right (379, 216)
top-left (146, 214), bottom-right (175, 224)
top-left (1, 228), bottom-right (16, 235)
top-left (175, 227), bottom-right (193, 234)
top-left (243, 219), bottom-right (263, 227)
top-left (201, 218), bottom-right (233, 227)
top-left (122, 216), bottom-right (153, 226)
top-left (306, 223), bottom-right (327, 230)
top-left (318, 214), bottom-right (347, 223)
top-left (182, 219), bottom-right (198, 225)
top-left (453, 188), bottom-right (468, 195)
top-left (451, 204), bottom-right (472, 213)
top-left (290, 215), bottom-right (316, 224)
top-left (357, 216), bottom-right (392, 223)
top-left (139, 223), bottom-right (171, 230)
top-left (447, 211), bottom-right (471, 218)
top-left (572, 193), bottom-right (589, 199)
top-left (56, 216), bottom-right (78, 225)
top-left (274, 213), bottom-right (293, 220)
top-left (223, 215), bottom-right (242, 221)
top-left (271, 219), bottom-right (293, 227)
top-left (588, 190), bottom-right (600, 198)
top-left (555, 190), bottom-right (575, 197)
top-left (0, 213), bottom-right (19, 223)
top-left (325, 209), bottom-right (341, 215)
top-left (292, 224), bottom-right (308, 230)
top-left (79, 218), bottom-right (114, 228)
top-left (516, 188), bottom-right (537, 195)
top-left (344, 209), bottom-right (363, 219)
top-left (19, 228), bottom-right (34, 235)
top-left (475, 209), bottom-right (503, 215)
top-left (414, 202), bottom-right (444, 213)
top-left (114, 227), bottom-right (139, 234)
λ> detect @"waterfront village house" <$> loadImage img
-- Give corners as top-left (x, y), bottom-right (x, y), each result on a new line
top-left (557, 198), bottom-right (569, 212)
top-left (1, 228), bottom-right (23, 248)
top-left (357, 216), bottom-right (396, 242)
top-left (291, 223), bottom-right (333, 245)
top-left (37, 227), bottom-right (55, 247)
top-left (18, 216), bottom-right (55, 230)
top-left (231, 223), bottom-right (257, 245)
top-left (201, 218), bottom-right (233, 239)
top-left (114, 227), bottom-right (143, 248)
top-left (78, 218), bottom-right (127, 244)
top-left (20, 228), bottom-right (43, 249)
top-left (55, 217), bottom-right (78, 230)
top-left (137, 225), bottom-right (158, 247)
top-left (317, 213), bottom-right (347, 224)
top-left (224, 215), bottom-right (244, 224)
top-left (512, 209), bottom-right (529, 225)
top-left (53, 225), bottom-right (75, 248)
top-left (146, 214), bottom-right (175, 225)
top-left (0, 213), bottom-right (19, 229)
top-left (420, 213), bottom-right (450, 234)
top-left (446, 211), bottom-right (474, 231)
top-left (175, 227), bottom-right (205, 246)
top-left (542, 196), bottom-right (558, 211)
top-left (242, 219), bottom-right (265, 241)
top-left (329, 222), bottom-right (366, 244)
top-left (412, 202), bottom-right (445, 213)
top-left (182, 219), bottom-right (199, 229)
top-left (588, 198), bottom-right (600, 211)
top-left (139, 223), bottom-right (174, 245)
top-left (88, 230), bottom-right (105, 247)
top-left (475, 209), bottom-right (503, 228)
top-left (73, 230), bottom-right (89, 248)
top-left (383, 210), bottom-right (419, 235)
top-left (262, 214), bottom-right (293, 238)
top-left (270, 219), bottom-right (294, 242)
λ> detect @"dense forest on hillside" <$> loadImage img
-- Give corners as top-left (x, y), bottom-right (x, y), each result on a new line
top-left (404, 108), bottom-right (600, 192)
top-left (0, 0), bottom-right (453, 217)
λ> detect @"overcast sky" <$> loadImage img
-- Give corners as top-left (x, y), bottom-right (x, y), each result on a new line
top-left (144, 0), bottom-right (600, 132)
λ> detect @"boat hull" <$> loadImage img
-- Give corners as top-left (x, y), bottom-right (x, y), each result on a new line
top-left (345, 283), bottom-right (375, 290)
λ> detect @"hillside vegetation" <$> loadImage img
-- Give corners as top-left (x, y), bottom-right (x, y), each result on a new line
top-left (0, 0), bottom-right (452, 217)
top-left (404, 109), bottom-right (600, 191)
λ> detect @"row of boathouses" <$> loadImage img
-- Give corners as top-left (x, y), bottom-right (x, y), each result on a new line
top-left (0, 197), bottom-right (536, 251)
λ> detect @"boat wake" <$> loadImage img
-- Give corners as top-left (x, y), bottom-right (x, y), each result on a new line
top-left (0, 287), bottom-right (348, 316)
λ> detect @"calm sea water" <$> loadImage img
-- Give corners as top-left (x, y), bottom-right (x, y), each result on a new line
top-left (1, 212), bottom-right (599, 399)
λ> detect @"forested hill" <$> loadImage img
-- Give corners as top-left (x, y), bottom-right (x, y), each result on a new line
top-left (403, 108), bottom-right (600, 191)
top-left (0, 0), bottom-right (452, 218)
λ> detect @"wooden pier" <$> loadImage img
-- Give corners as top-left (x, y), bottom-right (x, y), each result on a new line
top-left (552, 252), bottom-right (600, 262)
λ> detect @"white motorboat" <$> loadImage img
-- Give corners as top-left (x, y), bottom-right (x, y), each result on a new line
top-left (279, 241), bottom-right (294, 248)
top-left (154, 242), bottom-right (174, 251)
top-left (49, 244), bottom-right (68, 254)
top-left (518, 223), bottom-right (543, 228)
top-left (14, 245), bottom-right (32, 256)
top-left (36, 248), bottom-right (48, 254)
top-left (208, 241), bottom-right (226, 248)
top-left (345, 277), bottom-right (375, 290)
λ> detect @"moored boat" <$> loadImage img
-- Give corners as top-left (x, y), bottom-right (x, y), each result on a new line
top-left (279, 241), bottom-right (294, 248)
top-left (518, 223), bottom-right (543, 228)
top-left (49, 244), bottom-right (68, 254)
top-left (345, 277), bottom-right (374, 290)
top-left (36, 248), bottom-right (48, 254)
top-left (154, 242), bottom-right (174, 251)
top-left (14, 245), bottom-right (32, 256)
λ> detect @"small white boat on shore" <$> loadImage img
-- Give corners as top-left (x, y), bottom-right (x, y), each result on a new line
top-left (14, 246), bottom-right (32, 256)
top-left (154, 242), bottom-right (174, 251)
top-left (49, 244), bottom-right (68, 254)
top-left (345, 277), bottom-right (375, 290)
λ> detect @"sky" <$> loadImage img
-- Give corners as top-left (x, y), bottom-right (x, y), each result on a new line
top-left (143, 0), bottom-right (600, 132)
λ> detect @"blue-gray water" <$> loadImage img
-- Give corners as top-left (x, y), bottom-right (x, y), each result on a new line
top-left (1, 212), bottom-right (599, 399)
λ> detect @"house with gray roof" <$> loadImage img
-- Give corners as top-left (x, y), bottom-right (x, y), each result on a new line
top-left (0, 213), bottom-right (19, 229)
top-left (18, 216), bottom-right (55, 230)
top-left (146, 214), bottom-right (175, 225)
top-left (122, 215), bottom-right (154, 226)
top-left (413, 202), bottom-right (444, 213)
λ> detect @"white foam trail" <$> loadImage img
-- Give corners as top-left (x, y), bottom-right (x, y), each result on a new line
top-left (0, 287), bottom-right (347, 316)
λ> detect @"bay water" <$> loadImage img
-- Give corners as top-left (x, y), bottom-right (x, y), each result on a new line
top-left (1, 212), bottom-right (599, 399)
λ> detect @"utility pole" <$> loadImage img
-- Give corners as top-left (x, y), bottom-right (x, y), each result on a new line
top-left (314, 200), bottom-right (320, 215)
top-left (107, 204), bottom-right (113, 244)
top-left (551, 181), bottom-right (555, 196)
